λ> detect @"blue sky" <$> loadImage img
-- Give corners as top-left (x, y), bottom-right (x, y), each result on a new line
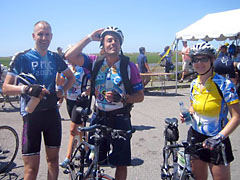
top-left (1, 0), bottom-right (239, 56)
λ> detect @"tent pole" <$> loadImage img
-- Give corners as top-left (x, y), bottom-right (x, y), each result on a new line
top-left (175, 39), bottom-right (179, 95)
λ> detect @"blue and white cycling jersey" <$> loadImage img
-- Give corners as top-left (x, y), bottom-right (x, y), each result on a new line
top-left (8, 48), bottom-right (68, 116)
top-left (190, 73), bottom-right (239, 136)
top-left (62, 65), bottom-right (89, 101)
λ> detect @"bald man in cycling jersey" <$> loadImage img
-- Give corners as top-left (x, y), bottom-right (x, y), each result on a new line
top-left (2, 21), bottom-right (75, 180)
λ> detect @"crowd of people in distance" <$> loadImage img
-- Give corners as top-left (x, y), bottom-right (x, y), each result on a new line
top-left (2, 20), bottom-right (240, 180)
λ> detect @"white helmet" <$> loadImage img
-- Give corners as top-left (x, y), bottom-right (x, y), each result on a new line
top-left (100, 26), bottom-right (124, 48)
top-left (189, 42), bottom-right (216, 58)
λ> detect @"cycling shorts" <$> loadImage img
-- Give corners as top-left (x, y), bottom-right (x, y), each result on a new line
top-left (22, 108), bottom-right (62, 156)
top-left (90, 108), bottom-right (132, 166)
top-left (66, 99), bottom-right (77, 118)
top-left (67, 98), bottom-right (89, 125)
top-left (187, 127), bottom-right (234, 165)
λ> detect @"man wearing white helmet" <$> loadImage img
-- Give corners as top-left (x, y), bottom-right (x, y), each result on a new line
top-left (65, 26), bottom-right (144, 180)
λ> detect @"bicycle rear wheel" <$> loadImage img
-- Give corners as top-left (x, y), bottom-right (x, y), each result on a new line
top-left (0, 126), bottom-right (19, 173)
top-left (6, 95), bottom-right (20, 109)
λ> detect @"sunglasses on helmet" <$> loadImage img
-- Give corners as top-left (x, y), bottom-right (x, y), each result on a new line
top-left (192, 57), bottom-right (210, 64)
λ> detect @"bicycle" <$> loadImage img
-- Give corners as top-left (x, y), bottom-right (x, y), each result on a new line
top-left (63, 107), bottom-right (135, 180)
top-left (0, 126), bottom-right (19, 173)
top-left (160, 118), bottom-right (227, 180)
top-left (0, 82), bottom-right (20, 109)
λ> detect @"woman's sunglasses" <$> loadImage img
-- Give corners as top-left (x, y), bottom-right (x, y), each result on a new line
top-left (192, 57), bottom-right (210, 64)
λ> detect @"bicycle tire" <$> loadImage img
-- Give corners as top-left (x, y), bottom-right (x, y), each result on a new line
top-left (69, 136), bottom-right (82, 180)
top-left (5, 95), bottom-right (20, 109)
top-left (0, 126), bottom-right (19, 173)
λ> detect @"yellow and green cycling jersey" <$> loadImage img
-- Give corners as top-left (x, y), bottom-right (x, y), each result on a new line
top-left (190, 73), bottom-right (239, 136)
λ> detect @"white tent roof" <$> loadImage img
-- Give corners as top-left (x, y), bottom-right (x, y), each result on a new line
top-left (176, 9), bottom-right (240, 41)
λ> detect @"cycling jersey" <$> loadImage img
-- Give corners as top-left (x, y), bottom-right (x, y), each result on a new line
top-left (8, 48), bottom-right (68, 116)
top-left (63, 65), bottom-right (90, 101)
top-left (82, 54), bottom-right (143, 111)
top-left (190, 73), bottom-right (239, 136)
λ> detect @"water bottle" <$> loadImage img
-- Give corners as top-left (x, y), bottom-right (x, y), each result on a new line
top-left (25, 96), bottom-right (40, 113)
top-left (105, 72), bottom-right (113, 92)
top-left (185, 153), bottom-right (192, 172)
top-left (179, 101), bottom-right (192, 126)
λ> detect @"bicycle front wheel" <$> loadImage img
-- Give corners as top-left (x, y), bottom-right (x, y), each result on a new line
top-left (0, 126), bottom-right (19, 173)
top-left (69, 136), bottom-right (82, 180)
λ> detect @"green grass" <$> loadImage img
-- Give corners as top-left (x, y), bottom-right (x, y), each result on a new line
top-left (0, 52), bottom-right (182, 67)
top-left (125, 52), bottom-right (182, 64)
top-left (0, 57), bottom-right (11, 66)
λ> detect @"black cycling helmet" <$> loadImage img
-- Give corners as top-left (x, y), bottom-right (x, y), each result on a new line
top-left (189, 42), bottom-right (216, 58)
top-left (100, 26), bottom-right (124, 48)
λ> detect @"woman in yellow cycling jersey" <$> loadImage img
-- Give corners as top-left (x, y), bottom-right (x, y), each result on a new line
top-left (180, 42), bottom-right (240, 180)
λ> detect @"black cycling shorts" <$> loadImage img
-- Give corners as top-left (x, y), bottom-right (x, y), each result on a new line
top-left (187, 127), bottom-right (234, 165)
top-left (67, 98), bottom-right (88, 125)
top-left (22, 108), bottom-right (62, 155)
top-left (90, 108), bottom-right (132, 166)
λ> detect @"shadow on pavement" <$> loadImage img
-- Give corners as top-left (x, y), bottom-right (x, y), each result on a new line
top-left (144, 91), bottom-right (185, 97)
top-left (0, 172), bottom-right (20, 180)
top-left (131, 157), bottom-right (144, 166)
top-left (0, 108), bottom-right (20, 113)
top-left (132, 125), bottom-right (155, 131)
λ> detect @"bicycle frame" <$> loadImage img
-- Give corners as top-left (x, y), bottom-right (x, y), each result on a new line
top-left (161, 118), bottom-right (228, 180)
top-left (161, 141), bottom-right (178, 179)
top-left (66, 124), bottom-right (126, 180)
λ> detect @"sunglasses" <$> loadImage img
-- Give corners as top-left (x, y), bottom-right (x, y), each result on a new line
top-left (192, 57), bottom-right (210, 64)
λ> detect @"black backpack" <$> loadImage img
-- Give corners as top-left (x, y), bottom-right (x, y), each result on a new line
top-left (89, 54), bottom-right (134, 111)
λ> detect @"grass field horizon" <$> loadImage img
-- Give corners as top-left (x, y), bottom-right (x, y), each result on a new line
top-left (0, 51), bottom-right (182, 67)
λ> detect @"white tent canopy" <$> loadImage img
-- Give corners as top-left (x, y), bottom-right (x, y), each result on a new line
top-left (176, 9), bottom-right (240, 41)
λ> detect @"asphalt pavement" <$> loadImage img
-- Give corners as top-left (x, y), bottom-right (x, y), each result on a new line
top-left (1, 86), bottom-right (240, 180)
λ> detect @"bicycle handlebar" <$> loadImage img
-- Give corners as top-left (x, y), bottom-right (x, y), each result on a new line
top-left (166, 140), bottom-right (228, 166)
top-left (78, 124), bottom-right (135, 139)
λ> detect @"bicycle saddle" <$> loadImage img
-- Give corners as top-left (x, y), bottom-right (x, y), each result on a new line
top-left (165, 118), bottom-right (178, 125)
